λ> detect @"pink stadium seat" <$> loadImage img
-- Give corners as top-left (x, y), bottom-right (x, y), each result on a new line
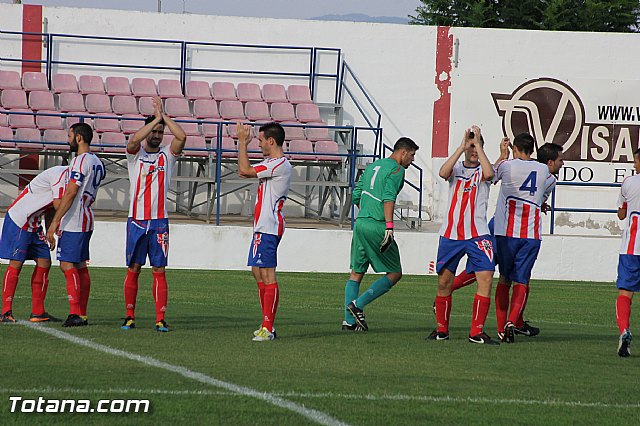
top-left (15, 128), bottom-right (42, 150)
top-left (0, 109), bottom-right (7, 127)
top-left (245, 101), bottom-right (270, 121)
top-left (101, 132), bottom-right (127, 153)
top-left (296, 103), bottom-right (321, 123)
top-left (51, 73), bottom-right (79, 94)
top-left (175, 117), bottom-right (199, 136)
top-left (132, 78), bottom-right (158, 97)
top-left (1, 89), bottom-right (28, 109)
top-left (85, 94), bottom-right (113, 114)
top-left (43, 129), bottom-right (68, 150)
top-left (0, 126), bottom-right (15, 148)
top-left (158, 79), bottom-right (183, 98)
top-left (90, 131), bottom-right (102, 152)
top-left (288, 139), bottom-right (315, 160)
top-left (287, 85), bottom-right (313, 104)
top-left (202, 122), bottom-right (219, 138)
top-left (281, 121), bottom-right (305, 140)
top-left (193, 99), bottom-right (220, 119)
top-left (219, 101), bottom-right (245, 120)
top-left (237, 83), bottom-right (262, 102)
top-left (36, 110), bottom-right (64, 130)
top-left (270, 102), bottom-right (296, 122)
top-left (28, 91), bottom-right (55, 111)
top-left (138, 97), bottom-right (155, 116)
top-left (184, 135), bottom-right (208, 157)
top-left (211, 82), bottom-right (237, 101)
top-left (226, 123), bottom-right (238, 138)
top-left (218, 136), bottom-right (237, 158)
top-left (185, 80), bottom-right (212, 100)
top-left (65, 113), bottom-right (89, 128)
top-left (262, 84), bottom-right (287, 103)
top-left (165, 98), bottom-right (191, 117)
top-left (305, 121), bottom-right (330, 141)
top-left (0, 70), bottom-right (22, 90)
top-left (59, 93), bottom-right (86, 112)
top-left (22, 72), bottom-right (48, 92)
top-left (315, 140), bottom-right (341, 161)
top-left (105, 76), bottom-right (131, 96)
top-left (94, 114), bottom-right (120, 133)
top-left (112, 95), bottom-right (139, 115)
top-left (8, 109), bottom-right (36, 129)
top-left (121, 114), bottom-right (145, 134)
top-left (247, 137), bottom-right (262, 159)
top-left (78, 75), bottom-right (105, 95)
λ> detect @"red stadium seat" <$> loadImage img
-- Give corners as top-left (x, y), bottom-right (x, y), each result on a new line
top-left (165, 98), bottom-right (191, 117)
top-left (315, 140), bottom-right (341, 161)
top-left (8, 109), bottom-right (36, 129)
top-left (85, 94), bottom-right (113, 114)
top-left (270, 102), bottom-right (296, 122)
top-left (216, 136), bottom-right (237, 158)
top-left (138, 97), bottom-right (155, 116)
top-left (245, 101), bottom-right (270, 121)
top-left (287, 85), bottom-right (313, 104)
top-left (296, 103), bottom-right (321, 123)
top-left (185, 80), bottom-right (212, 100)
top-left (78, 75), bottom-right (105, 95)
top-left (281, 121), bottom-right (305, 140)
top-left (262, 84), bottom-right (287, 103)
top-left (305, 121), bottom-right (330, 141)
top-left (202, 122), bottom-right (219, 138)
top-left (51, 73), bottom-right (79, 93)
top-left (101, 132), bottom-right (127, 153)
top-left (175, 117), bottom-right (199, 136)
top-left (287, 139), bottom-right (315, 160)
top-left (193, 99), bottom-right (220, 119)
top-left (0, 126), bottom-right (15, 148)
top-left (65, 113), bottom-right (90, 128)
top-left (211, 82), bottom-right (237, 101)
top-left (132, 78), bottom-right (158, 97)
top-left (184, 135), bottom-right (208, 157)
top-left (105, 76), bottom-right (132, 96)
top-left (28, 91), bottom-right (55, 111)
top-left (59, 93), bottom-right (86, 112)
top-left (112, 95), bottom-right (139, 115)
top-left (1, 89), bottom-right (28, 109)
top-left (94, 114), bottom-right (120, 133)
top-left (161, 134), bottom-right (174, 147)
top-left (247, 137), bottom-right (262, 159)
top-left (237, 83), bottom-right (263, 102)
top-left (0, 70), bottom-right (22, 90)
top-left (15, 128), bottom-right (42, 150)
top-left (121, 114), bottom-right (144, 134)
top-left (43, 129), bottom-right (68, 150)
top-left (158, 79), bottom-right (183, 98)
top-left (36, 110), bottom-right (64, 130)
top-left (22, 72), bottom-right (48, 92)
top-left (219, 100), bottom-right (246, 120)
top-left (0, 109), bottom-right (7, 127)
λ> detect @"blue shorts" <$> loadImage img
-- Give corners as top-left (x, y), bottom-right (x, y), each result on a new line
top-left (247, 232), bottom-right (280, 268)
top-left (0, 217), bottom-right (50, 262)
top-left (126, 218), bottom-right (169, 267)
top-left (436, 235), bottom-right (495, 274)
top-left (617, 254), bottom-right (640, 292)
top-left (495, 236), bottom-right (541, 284)
top-left (57, 230), bottom-right (92, 263)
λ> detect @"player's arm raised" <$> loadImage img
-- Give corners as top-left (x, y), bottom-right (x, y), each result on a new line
top-left (128, 96), bottom-right (163, 153)
top-left (439, 129), bottom-right (468, 179)
top-left (237, 123), bottom-right (258, 178)
top-left (164, 113), bottom-right (187, 156)
top-left (494, 137), bottom-right (511, 167)
top-left (473, 126), bottom-right (494, 181)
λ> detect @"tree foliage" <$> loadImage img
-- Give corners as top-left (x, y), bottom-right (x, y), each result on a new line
top-left (409, 0), bottom-right (640, 32)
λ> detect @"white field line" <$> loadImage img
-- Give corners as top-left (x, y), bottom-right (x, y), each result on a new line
top-left (1, 387), bottom-right (639, 410)
top-left (17, 321), bottom-right (348, 426)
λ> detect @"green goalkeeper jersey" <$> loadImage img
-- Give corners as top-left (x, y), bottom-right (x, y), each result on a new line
top-left (352, 157), bottom-right (405, 221)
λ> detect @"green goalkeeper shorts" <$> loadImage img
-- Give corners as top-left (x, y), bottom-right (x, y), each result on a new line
top-left (350, 218), bottom-right (402, 273)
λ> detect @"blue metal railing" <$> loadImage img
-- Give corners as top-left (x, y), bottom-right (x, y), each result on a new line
top-left (382, 143), bottom-right (424, 223)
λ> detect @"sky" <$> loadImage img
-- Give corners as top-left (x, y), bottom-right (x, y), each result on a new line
top-left (11, 0), bottom-right (422, 21)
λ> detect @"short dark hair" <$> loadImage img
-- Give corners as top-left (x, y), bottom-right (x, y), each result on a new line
top-left (70, 122), bottom-right (93, 144)
top-left (537, 143), bottom-right (563, 165)
top-left (145, 115), bottom-right (165, 126)
top-left (394, 137), bottom-right (419, 152)
top-left (513, 133), bottom-right (535, 155)
top-left (259, 122), bottom-right (285, 146)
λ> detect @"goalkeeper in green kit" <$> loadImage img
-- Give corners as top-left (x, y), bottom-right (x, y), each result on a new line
top-left (344, 137), bottom-right (419, 331)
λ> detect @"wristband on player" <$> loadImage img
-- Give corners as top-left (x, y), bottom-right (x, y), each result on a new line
top-left (386, 221), bottom-right (394, 230)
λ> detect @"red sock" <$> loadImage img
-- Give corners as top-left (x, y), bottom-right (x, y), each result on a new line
top-left (124, 270), bottom-right (140, 318)
top-left (452, 271), bottom-right (476, 292)
top-left (262, 283), bottom-right (279, 332)
top-left (515, 286), bottom-right (530, 328)
top-left (495, 282), bottom-right (510, 333)
top-left (257, 281), bottom-right (266, 314)
top-left (2, 266), bottom-right (20, 314)
top-left (435, 295), bottom-right (452, 333)
top-left (507, 284), bottom-right (528, 325)
top-left (152, 271), bottom-right (168, 322)
top-left (616, 294), bottom-right (632, 334)
top-left (30, 266), bottom-right (49, 315)
top-left (78, 267), bottom-right (91, 317)
top-left (470, 294), bottom-right (491, 336)
top-left (64, 268), bottom-right (81, 316)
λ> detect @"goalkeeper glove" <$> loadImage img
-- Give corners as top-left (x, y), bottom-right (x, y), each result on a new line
top-left (380, 222), bottom-right (394, 253)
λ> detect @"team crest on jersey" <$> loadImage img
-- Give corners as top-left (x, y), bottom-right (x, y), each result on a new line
top-left (156, 232), bottom-right (169, 257)
top-left (475, 239), bottom-right (494, 262)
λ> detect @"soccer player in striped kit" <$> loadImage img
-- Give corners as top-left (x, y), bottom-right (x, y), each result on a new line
top-left (428, 126), bottom-right (498, 344)
top-left (121, 96), bottom-right (186, 332)
top-left (614, 148), bottom-right (640, 357)
top-left (46, 123), bottom-right (105, 327)
top-left (236, 121), bottom-right (292, 342)
top-left (0, 166), bottom-right (68, 323)
top-left (493, 133), bottom-right (556, 343)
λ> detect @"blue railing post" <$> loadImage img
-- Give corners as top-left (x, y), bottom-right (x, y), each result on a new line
top-left (309, 47), bottom-right (316, 101)
top-left (334, 51), bottom-right (341, 104)
top-left (550, 186), bottom-right (556, 235)
top-left (180, 41), bottom-right (187, 95)
top-left (46, 33), bottom-right (53, 88)
top-left (215, 122), bottom-right (223, 226)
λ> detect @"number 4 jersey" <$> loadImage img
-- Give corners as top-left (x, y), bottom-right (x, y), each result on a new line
top-left (493, 158), bottom-right (556, 240)
top-left (60, 152), bottom-right (105, 233)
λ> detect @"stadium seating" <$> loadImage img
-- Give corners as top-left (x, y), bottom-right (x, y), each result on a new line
top-left (36, 110), bottom-right (64, 130)
top-left (296, 103), bottom-right (321, 123)
top-left (43, 129), bottom-right (69, 150)
top-left (219, 101), bottom-right (246, 120)
top-left (281, 121), bottom-right (305, 140)
top-left (52, 74), bottom-right (79, 93)
top-left (8, 109), bottom-right (35, 129)
top-left (86, 94), bottom-right (113, 114)
top-left (59, 93), bottom-right (86, 112)
top-left (262, 84), bottom-right (287, 103)
top-left (138, 97), bottom-right (155, 116)
top-left (211, 82), bottom-right (237, 101)
top-left (158, 79), bottom-right (183, 98)
top-left (132, 78), bottom-right (158, 97)
top-left (315, 140), bottom-right (341, 161)
top-left (217, 136), bottom-right (237, 158)
top-left (79, 75), bottom-right (106, 94)
top-left (112, 95), bottom-right (139, 115)
top-left (101, 132), bottom-right (127, 153)
top-left (15, 128), bottom-right (42, 150)
top-left (1, 89), bottom-right (28, 109)
top-left (305, 121), bottom-right (330, 141)
top-left (247, 137), bottom-right (262, 159)
top-left (237, 83), bottom-right (263, 102)
top-left (0, 109), bottom-right (7, 127)
top-left (22, 72), bottom-right (48, 92)
top-left (202, 122), bottom-right (219, 138)
top-left (165, 98), bottom-right (190, 117)
top-left (270, 102), bottom-right (296, 122)
top-left (121, 114), bottom-right (144, 134)
top-left (0, 126), bottom-right (15, 148)
top-left (28, 91), bottom-right (55, 111)
top-left (287, 85), bottom-right (313, 104)
top-left (245, 101), bottom-right (270, 121)
top-left (94, 114), bottom-right (120, 133)
top-left (287, 139), bottom-right (315, 160)
top-left (175, 117), bottom-right (199, 136)
top-left (105, 76), bottom-right (132, 96)
top-left (184, 135), bottom-right (208, 157)
top-left (185, 81), bottom-right (212, 100)
top-left (0, 70), bottom-right (22, 90)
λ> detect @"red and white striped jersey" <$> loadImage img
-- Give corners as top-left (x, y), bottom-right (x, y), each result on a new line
top-left (60, 152), bottom-right (105, 233)
top-left (618, 174), bottom-right (640, 255)
top-left (7, 166), bottom-right (68, 232)
top-left (253, 157), bottom-right (292, 237)
top-left (493, 159), bottom-right (555, 240)
top-left (439, 161), bottom-right (493, 240)
top-left (127, 145), bottom-right (179, 220)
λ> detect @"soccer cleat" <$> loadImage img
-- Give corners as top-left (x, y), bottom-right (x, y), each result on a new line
top-left (618, 329), bottom-right (632, 358)
top-left (252, 326), bottom-right (275, 341)
top-left (0, 311), bottom-right (16, 323)
top-left (503, 321), bottom-right (516, 343)
top-left (81, 315), bottom-right (89, 326)
top-left (497, 331), bottom-right (505, 341)
top-left (426, 330), bottom-right (449, 341)
top-left (121, 316), bottom-right (136, 330)
top-left (514, 321), bottom-right (540, 337)
top-left (341, 321), bottom-right (364, 332)
top-left (254, 326), bottom-right (277, 338)
top-left (62, 314), bottom-right (85, 327)
top-left (346, 301), bottom-right (368, 331)
top-left (468, 332), bottom-right (500, 345)
top-left (155, 320), bottom-right (169, 332)
top-left (29, 312), bottom-right (62, 322)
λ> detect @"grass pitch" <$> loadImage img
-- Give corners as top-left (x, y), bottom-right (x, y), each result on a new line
top-left (1, 266), bottom-right (638, 425)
